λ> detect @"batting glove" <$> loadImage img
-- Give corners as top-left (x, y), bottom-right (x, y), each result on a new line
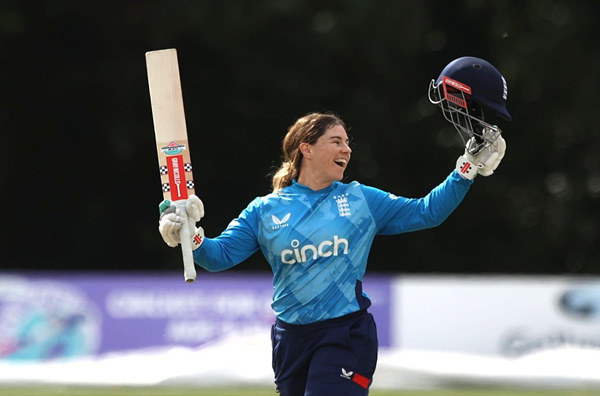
top-left (158, 195), bottom-right (205, 249)
top-left (456, 135), bottom-right (506, 180)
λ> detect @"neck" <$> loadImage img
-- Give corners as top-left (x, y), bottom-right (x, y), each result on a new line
top-left (297, 170), bottom-right (333, 191)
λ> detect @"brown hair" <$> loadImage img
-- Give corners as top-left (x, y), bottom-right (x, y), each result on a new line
top-left (271, 112), bottom-right (346, 192)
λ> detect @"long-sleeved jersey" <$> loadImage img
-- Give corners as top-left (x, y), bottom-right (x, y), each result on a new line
top-left (193, 170), bottom-right (472, 324)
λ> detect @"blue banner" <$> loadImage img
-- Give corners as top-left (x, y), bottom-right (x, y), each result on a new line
top-left (0, 272), bottom-right (391, 361)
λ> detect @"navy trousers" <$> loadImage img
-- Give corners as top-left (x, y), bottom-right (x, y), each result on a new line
top-left (271, 310), bottom-right (378, 396)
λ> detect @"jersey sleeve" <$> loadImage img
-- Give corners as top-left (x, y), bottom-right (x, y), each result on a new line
top-left (363, 170), bottom-right (473, 235)
top-left (192, 198), bottom-right (261, 271)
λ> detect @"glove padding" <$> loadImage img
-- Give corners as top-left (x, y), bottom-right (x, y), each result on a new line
top-left (456, 135), bottom-right (506, 180)
top-left (158, 195), bottom-right (205, 249)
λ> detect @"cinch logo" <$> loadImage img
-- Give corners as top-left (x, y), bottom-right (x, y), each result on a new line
top-left (281, 236), bottom-right (349, 265)
top-left (161, 141), bottom-right (186, 156)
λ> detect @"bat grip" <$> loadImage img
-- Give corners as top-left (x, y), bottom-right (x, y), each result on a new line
top-left (178, 209), bottom-right (197, 282)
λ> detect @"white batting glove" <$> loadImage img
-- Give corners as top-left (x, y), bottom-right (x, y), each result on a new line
top-left (473, 135), bottom-right (506, 176)
top-left (158, 211), bottom-right (182, 247)
top-left (191, 226), bottom-right (205, 250)
top-left (158, 195), bottom-right (205, 249)
top-left (185, 195), bottom-right (205, 223)
top-left (456, 155), bottom-right (478, 180)
top-left (456, 135), bottom-right (507, 179)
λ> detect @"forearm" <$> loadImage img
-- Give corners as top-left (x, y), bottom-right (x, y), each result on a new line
top-left (425, 170), bottom-right (473, 223)
top-left (399, 171), bottom-right (471, 231)
top-left (193, 235), bottom-right (257, 272)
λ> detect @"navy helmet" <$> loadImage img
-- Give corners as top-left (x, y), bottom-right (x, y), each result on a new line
top-left (428, 56), bottom-right (511, 154)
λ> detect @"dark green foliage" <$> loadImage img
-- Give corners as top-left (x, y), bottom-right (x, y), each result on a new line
top-left (1, 1), bottom-right (599, 274)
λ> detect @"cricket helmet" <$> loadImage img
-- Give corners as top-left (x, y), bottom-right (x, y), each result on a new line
top-left (428, 56), bottom-right (511, 154)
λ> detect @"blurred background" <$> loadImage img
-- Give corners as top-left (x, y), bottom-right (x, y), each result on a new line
top-left (2, 1), bottom-right (600, 394)
top-left (2, 0), bottom-right (599, 275)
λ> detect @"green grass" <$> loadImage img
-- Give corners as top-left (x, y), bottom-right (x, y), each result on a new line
top-left (1, 386), bottom-right (599, 396)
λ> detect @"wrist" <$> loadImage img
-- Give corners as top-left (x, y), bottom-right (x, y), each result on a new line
top-left (456, 155), bottom-right (478, 180)
top-left (191, 227), bottom-right (205, 251)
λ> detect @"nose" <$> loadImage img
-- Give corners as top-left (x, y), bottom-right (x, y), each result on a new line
top-left (342, 143), bottom-right (352, 153)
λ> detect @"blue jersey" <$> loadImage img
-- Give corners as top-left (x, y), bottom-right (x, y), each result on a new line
top-left (193, 170), bottom-right (472, 324)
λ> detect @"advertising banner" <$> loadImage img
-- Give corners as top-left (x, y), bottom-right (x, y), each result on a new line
top-left (0, 272), bottom-right (391, 361)
top-left (393, 276), bottom-right (600, 357)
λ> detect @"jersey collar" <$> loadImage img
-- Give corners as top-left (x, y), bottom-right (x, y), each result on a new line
top-left (290, 179), bottom-right (340, 194)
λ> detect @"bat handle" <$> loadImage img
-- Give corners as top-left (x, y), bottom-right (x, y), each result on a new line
top-left (178, 209), bottom-right (197, 282)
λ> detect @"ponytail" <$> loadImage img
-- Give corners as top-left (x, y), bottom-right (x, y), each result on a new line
top-left (271, 161), bottom-right (297, 192)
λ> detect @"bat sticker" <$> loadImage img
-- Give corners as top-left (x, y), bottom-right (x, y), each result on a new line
top-left (160, 141), bottom-right (187, 156)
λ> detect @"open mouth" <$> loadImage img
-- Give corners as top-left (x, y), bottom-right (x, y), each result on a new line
top-left (334, 159), bottom-right (348, 168)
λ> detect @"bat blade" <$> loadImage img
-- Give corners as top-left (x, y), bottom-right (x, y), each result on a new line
top-left (146, 48), bottom-right (197, 283)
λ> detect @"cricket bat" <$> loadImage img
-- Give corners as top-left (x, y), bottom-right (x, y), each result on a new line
top-left (145, 48), bottom-right (197, 282)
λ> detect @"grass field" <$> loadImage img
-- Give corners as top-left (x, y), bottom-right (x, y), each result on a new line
top-left (1, 386), bottom-right (599, 396)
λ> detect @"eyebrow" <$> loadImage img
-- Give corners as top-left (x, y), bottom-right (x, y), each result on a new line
top-left (329, 135), bottom-right (350, 144)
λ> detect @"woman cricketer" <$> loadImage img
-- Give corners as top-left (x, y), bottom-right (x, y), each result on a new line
top-left (158, 57), bottom-right (510, 396)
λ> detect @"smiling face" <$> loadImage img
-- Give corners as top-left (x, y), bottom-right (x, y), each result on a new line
top-left (297, 124), bottom-right (352, 190)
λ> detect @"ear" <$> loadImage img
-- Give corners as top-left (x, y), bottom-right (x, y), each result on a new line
top-left (299, 142), bottom-right (312, 158)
